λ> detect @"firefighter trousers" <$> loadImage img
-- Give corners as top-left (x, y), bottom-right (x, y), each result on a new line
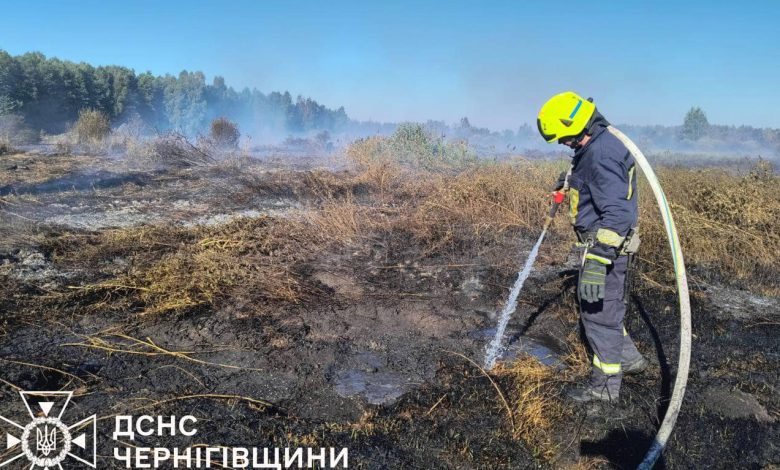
top-left (579, 255), bottom-right (643, 398)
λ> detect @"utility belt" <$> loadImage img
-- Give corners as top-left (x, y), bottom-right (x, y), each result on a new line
top-left (575, 227), bottom-right (640, 256)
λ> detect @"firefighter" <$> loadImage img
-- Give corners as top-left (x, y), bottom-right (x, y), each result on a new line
top-left (537, 91), bottom-right (648, 402)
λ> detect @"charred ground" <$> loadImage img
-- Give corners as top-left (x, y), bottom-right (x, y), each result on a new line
top-left (0, 143), bottom-right (778, 469)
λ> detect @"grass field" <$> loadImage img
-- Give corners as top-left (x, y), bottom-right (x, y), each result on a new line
top-left (53, 133), bottom-right (777, 317)
top-left (1, 128), bottom-right (778, 467)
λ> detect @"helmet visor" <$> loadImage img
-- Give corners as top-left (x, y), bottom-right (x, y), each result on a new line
top-left (536, 118), bottom-right (556, 142)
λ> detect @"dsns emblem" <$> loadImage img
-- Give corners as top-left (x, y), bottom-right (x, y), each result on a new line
top-left (0, 391), bottom-right (96, 469)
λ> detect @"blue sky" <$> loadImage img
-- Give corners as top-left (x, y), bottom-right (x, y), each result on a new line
top-left (2, 0), bottom-right (779, 129)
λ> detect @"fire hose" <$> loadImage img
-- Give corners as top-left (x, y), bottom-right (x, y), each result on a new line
top-left (491, 126), bottom-right (690, 469)
top-left (606, 126), bottom-right (692, 470)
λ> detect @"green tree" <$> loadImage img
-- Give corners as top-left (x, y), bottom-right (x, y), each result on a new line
top-left (0, 50), bottom-right (23, 114)
top-left (682, 106), bottom-right (709, 140)
top-left (0, 49), bottom-right (351, 136)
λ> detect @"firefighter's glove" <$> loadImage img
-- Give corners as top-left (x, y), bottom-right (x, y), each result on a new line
top-left (551, 171), bottom-right (567, 192)
top-left (580, 257), bottom-right (607, 303)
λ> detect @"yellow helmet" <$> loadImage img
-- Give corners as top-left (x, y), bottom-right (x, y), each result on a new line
top-left (537, 91), bottom-right (596, 143)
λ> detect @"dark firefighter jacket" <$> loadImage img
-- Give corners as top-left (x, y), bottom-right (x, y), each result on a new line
top-left (568, 122), bottom-right (638, 262)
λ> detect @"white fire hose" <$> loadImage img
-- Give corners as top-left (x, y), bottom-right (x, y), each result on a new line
top-left (607, 126), bottom-right (692, 469)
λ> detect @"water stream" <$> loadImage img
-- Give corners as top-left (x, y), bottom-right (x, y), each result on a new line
top-left (483, 228), bottom-right (548, 369)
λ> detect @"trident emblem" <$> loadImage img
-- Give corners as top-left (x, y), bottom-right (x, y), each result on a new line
top-left (36, 425), bottom-right (57, 456)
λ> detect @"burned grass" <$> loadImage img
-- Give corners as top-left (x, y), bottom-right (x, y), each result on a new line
top-left (1, 144), bottom-right (779, 468)
top-left (0, 152), bottom-right (102, 187)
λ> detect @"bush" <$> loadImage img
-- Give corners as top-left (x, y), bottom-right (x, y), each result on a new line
top-left (74, 109), bottom-right (110, 145)
top-left (0, 136), bottom-right (11, 155)
top-left (108, 114), bottom-right (151, 156)
top-left (348, 123), bottom-right (477, 170)
top-left (150, 132), bottom-right (214, 167)
top-left (636, 162), bottom-right (780, 295)
top-left (51, 133), bottom-right (76, 155)
top-left (209, 117), bottom-right (240, 148)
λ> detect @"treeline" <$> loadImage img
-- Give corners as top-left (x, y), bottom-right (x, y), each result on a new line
top-left (420, 112), bottom-right (780, 158)
top-left (0, 50), bottom-right (349, 136)
top-left (1, 50), bottom-right (778, 157)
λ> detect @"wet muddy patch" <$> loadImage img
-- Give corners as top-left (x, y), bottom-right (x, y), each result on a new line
top-left (471, 327), bottom-right (566, 369)
top-left (331, 369), bottom-right (410, 405)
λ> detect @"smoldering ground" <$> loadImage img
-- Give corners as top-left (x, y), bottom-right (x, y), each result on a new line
top-left (0, 133), bottom-right (778, 468)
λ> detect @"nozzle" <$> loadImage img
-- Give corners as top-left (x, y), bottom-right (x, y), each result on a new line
top-left (547, 191), bottom-right (565, 218)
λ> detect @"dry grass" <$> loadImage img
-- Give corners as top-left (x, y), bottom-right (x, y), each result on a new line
top-left (324, 410), bottom-right (381, 440)
top-left (637, 161), bottom-right (780, 294)
top-left (34, 134), bottom-right (776, 325)
top-left (561, 457), bottom-right (611, 469)
top-left (344, 138), bottom-right (780, 295)
top-left (62, 332), bottom-right (264, 372)
top-left (560, 330), bottom-right (592, 377)
top-left (49, 216), bottom-right (324, 315)
top-left (408, 161), bottom-right (565, 247)
top-left (449, 351), bottom-right (517, 434)
top-left (302, 194), bottom-right (379, 243)
top-left (129, 216), bottom-right (320, 314)
top-left (47, 145), bottom-right (775, 318)
top-left (493, 355), bottom-right (571, 463)
top-left (0, 153), bottom-right (100, 186)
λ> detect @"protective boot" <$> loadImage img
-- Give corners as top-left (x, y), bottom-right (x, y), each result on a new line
top-left (566, 385), bottom-right (617, 403)
top-left (566, 382), bottom-right (619, 403)
top-left (623, 355), bottom-right (649, 375)
top-left (567, 367), bottom-right (621, 403)
top-left (621, 330), bottom-right (647, 375)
